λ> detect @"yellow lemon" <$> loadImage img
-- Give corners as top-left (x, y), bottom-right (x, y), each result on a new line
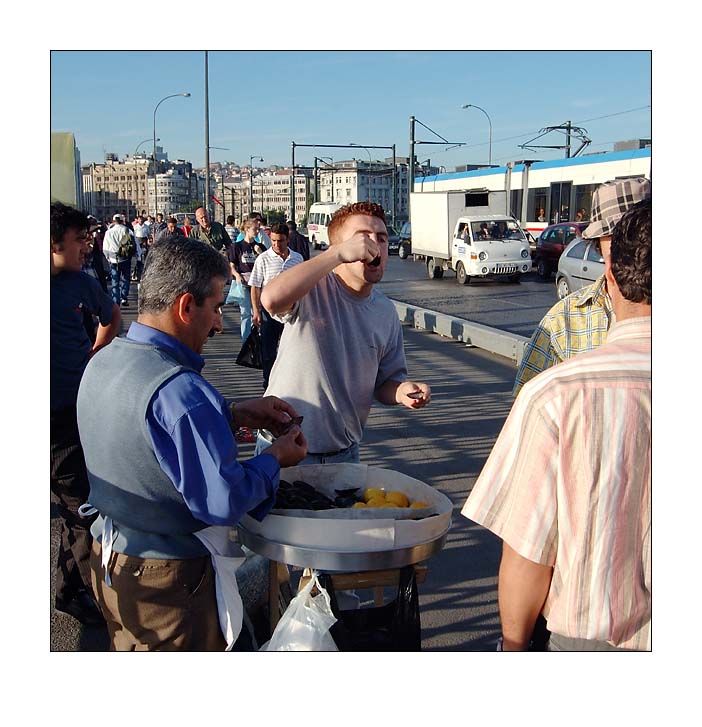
top-left (365, 497), bottom-right (387, 508)
top-left (352, 502), bottom-right (367, 509)
top-left (364, 488), bottom-right (385, 503)
top-left (385, 491), bottom-right (409, 508)
top-left (379, 502), bottom-right (398, 508)
top-left (410, 501), bottom-right (429, 509)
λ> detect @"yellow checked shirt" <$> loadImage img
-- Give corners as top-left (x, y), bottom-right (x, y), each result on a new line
top-left (513, 276), bottom-right (613, 397)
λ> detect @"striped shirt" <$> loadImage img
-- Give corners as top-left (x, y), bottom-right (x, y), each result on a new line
top-left (463, 317), bottom-right (651, 650)
top-left (513, 276), bottom-right (613, 397)
top-left (248, 247), bottom-right (304, 289)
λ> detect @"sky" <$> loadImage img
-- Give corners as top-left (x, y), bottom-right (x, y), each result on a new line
top-left (50, 50), bottom-right (651, 171)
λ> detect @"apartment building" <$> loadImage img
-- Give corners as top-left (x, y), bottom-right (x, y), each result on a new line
top-left (81, 152), bottom-right (201, 221)
top-left (316, 158), bottom-right (438, 224)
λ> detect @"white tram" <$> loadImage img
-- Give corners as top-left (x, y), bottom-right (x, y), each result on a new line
top-left (413, 147), bottom-right (651, 239)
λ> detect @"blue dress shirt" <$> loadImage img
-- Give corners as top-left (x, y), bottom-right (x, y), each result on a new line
top-left (127, 322), bottom-right (279, 524)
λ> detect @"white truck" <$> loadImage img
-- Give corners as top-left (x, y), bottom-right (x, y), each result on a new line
top-left (409, 190), bottom-right (532, 284)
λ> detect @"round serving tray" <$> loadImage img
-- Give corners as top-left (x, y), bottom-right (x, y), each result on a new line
top-left (237, 526), bottom-right (448, 572)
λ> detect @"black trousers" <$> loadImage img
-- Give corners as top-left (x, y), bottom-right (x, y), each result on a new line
top-left (259, 308), bottom-right (284, 390)
top-left (50, 405), bottom-right (97, 605)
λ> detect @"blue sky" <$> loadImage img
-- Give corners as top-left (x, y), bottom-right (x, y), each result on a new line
top-left (51, 50), bottom-right (651, 171)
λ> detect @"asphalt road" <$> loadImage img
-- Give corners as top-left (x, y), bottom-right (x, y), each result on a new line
top-left (379, 252), bottom-right (559, 338)
top-left (51, 267), bottom-right (522, 652)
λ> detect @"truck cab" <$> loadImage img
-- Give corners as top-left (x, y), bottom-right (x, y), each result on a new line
top-left (451, 214), bottom-right (532, 284)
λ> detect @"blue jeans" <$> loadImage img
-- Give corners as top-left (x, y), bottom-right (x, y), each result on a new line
top-left (238, 286), bottom-right (252, 343)
top-left (110, 259), bottom-right (131, 304)
top-left (255, 433), bottom-right (360, 465)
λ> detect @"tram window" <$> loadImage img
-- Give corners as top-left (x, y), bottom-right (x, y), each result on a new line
top-left (528, 188), bottom-right (548, 221)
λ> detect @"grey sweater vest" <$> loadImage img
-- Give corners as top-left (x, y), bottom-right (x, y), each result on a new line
top-left (77, 336), bottom-right (208, 558)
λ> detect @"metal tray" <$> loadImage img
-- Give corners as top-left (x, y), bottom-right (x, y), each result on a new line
top-left (237, 525), bottom-right (447, 572)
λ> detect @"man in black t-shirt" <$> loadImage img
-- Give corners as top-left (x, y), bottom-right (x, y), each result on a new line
top-left (50, 203), bottom-right (121, 626)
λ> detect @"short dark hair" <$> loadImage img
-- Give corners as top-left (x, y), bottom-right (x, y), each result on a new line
top-left (610, 198), bottom-right (651, 304)
top-left (51, 202), bottom-right (89, 244)
top-left (167, 217), bottom-right (178, 225)
top-left (139, 237), bottom-right (229, 314)
top-left (226, 215), bottom-right (236, 225)
top-left (327, 202), bottom-right (386, 245)
top-left (270, 223), bottom-right (289, 238)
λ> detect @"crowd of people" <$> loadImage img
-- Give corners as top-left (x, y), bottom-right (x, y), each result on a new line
top-left (50, 178), bottom-right (651, 652)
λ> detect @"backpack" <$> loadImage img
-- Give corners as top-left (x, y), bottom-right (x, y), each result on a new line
top-left (117, 229), bottom-right (136, 259)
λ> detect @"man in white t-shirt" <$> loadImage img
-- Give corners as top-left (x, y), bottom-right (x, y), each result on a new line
top-left (258, 201), bottom-right (430, 464)
top-left (248, 223), bottom-right (304, 388)
top-left (132, 215), bottom-right (149, 282)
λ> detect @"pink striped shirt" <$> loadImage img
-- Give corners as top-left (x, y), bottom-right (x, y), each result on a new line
top-left (462, 317), bottom-right (651, 650)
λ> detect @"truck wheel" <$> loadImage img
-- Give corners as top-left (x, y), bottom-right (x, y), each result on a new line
top-left (427, 258), bottom-right (443, 279)
top-left (398, 243), bottom-right (409, 259)
top-left (536, 259), bottom-right (550, 279)
top-left (456, 261), bottom-right (470, 285)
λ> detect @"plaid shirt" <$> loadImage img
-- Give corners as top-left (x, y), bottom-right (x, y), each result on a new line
top-left (513, 276), bottom-right (613, 397)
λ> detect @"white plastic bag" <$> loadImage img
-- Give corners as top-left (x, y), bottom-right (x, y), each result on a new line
top-left (261, 571), bottom-right (338, 651)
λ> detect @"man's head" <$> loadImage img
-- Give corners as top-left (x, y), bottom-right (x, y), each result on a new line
top-left (113, 213), bottom-right (123, 225)
top-left (136, 215), bottom-right (144, 224)
top-left (584, 178), bottom-right (651, 240)
top-left (195, 207), bottom-right (210, 228)
top-left (608, 198), bottom-right (651, 306)
top-left (269, 223), bottom-right (289, 256)
top-left (328, 202), bottom-right (389, 289)
top-left (166, 217), bottom-right (178, 234)
top-left (226, 215), bottom-right (236, 226)
top-left (287, 219), bottom-right (297, 231)
top-left (138, 237), bottom-right (230, 353)
top-left (51, 202), bottom-right (91, 273)
top-left (583, 178), bottom-right (651, 259)
top-left (156, 213), bottom-right (164, 223)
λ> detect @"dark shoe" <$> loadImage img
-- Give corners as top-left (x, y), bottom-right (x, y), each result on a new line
top-left (120, 299), bottom-right (129, 307)
top-left (55, 591), bottom-right (105, 626)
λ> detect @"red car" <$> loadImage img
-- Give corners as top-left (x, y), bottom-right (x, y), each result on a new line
top-left (532, 222), bottom-right (589, 279)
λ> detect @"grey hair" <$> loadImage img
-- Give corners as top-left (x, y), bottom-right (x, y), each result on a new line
top-left (138, 237), bottom-right (229, 314)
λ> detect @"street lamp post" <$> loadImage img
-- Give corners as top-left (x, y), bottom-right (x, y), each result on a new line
top-left (152, 92), bottom-right (190, 216)
top-left (462, 103), bottom-right (492, 167)
top-left (249, 155), bottom-right (263, 215)
top-left (135, 137), bottom-right (158, 156)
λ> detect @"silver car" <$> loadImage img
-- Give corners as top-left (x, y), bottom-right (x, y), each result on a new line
top-left (555, 237), bottom-right (605, 299)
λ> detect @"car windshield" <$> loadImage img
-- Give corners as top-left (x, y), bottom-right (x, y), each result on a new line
top-left (471, 220), bottom-right (525, 241)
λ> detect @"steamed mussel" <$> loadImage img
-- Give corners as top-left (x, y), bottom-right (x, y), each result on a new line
top-left (273, 481), bottom-right (364, 511)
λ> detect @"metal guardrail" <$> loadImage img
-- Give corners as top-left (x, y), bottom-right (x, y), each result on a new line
top-left (390, 299), bottom-right (530, 365)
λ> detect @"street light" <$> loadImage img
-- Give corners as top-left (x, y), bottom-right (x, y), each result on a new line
top-left (152, 92), bottom-right (191, 216)
top-left (462, 103), bottom-right (492, 167)
top-left (249, 155), bottom-right (263, 214)
top-left (135, 137), bottom-right (158, 156)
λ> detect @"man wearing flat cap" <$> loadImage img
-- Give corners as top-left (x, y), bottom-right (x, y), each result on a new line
top-left (513, 177), bottom-right (651, 396)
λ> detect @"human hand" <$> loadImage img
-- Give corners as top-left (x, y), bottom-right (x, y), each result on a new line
top-left (252, 310), bottom-right (261, 328)
top-left (267, 427), bottom-right (308, 467)
top-left (336, 230), bottom-right (380, 265)
top-left (232, 396), bottom-right (298, 433)
top-left (396, 381), bottom-right (431, 409)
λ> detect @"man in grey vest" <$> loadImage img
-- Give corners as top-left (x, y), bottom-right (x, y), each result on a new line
top-left (77, 237), bottom-right (307, 651)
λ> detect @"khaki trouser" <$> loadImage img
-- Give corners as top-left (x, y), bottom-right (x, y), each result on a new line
top-left (90, 541), bottom-right (226, 651)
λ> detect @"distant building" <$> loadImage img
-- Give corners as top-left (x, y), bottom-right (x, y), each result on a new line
top-left (81, 152), bottom-right (201, 221)
top-left (613, 138), bottom-right (652, 151)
